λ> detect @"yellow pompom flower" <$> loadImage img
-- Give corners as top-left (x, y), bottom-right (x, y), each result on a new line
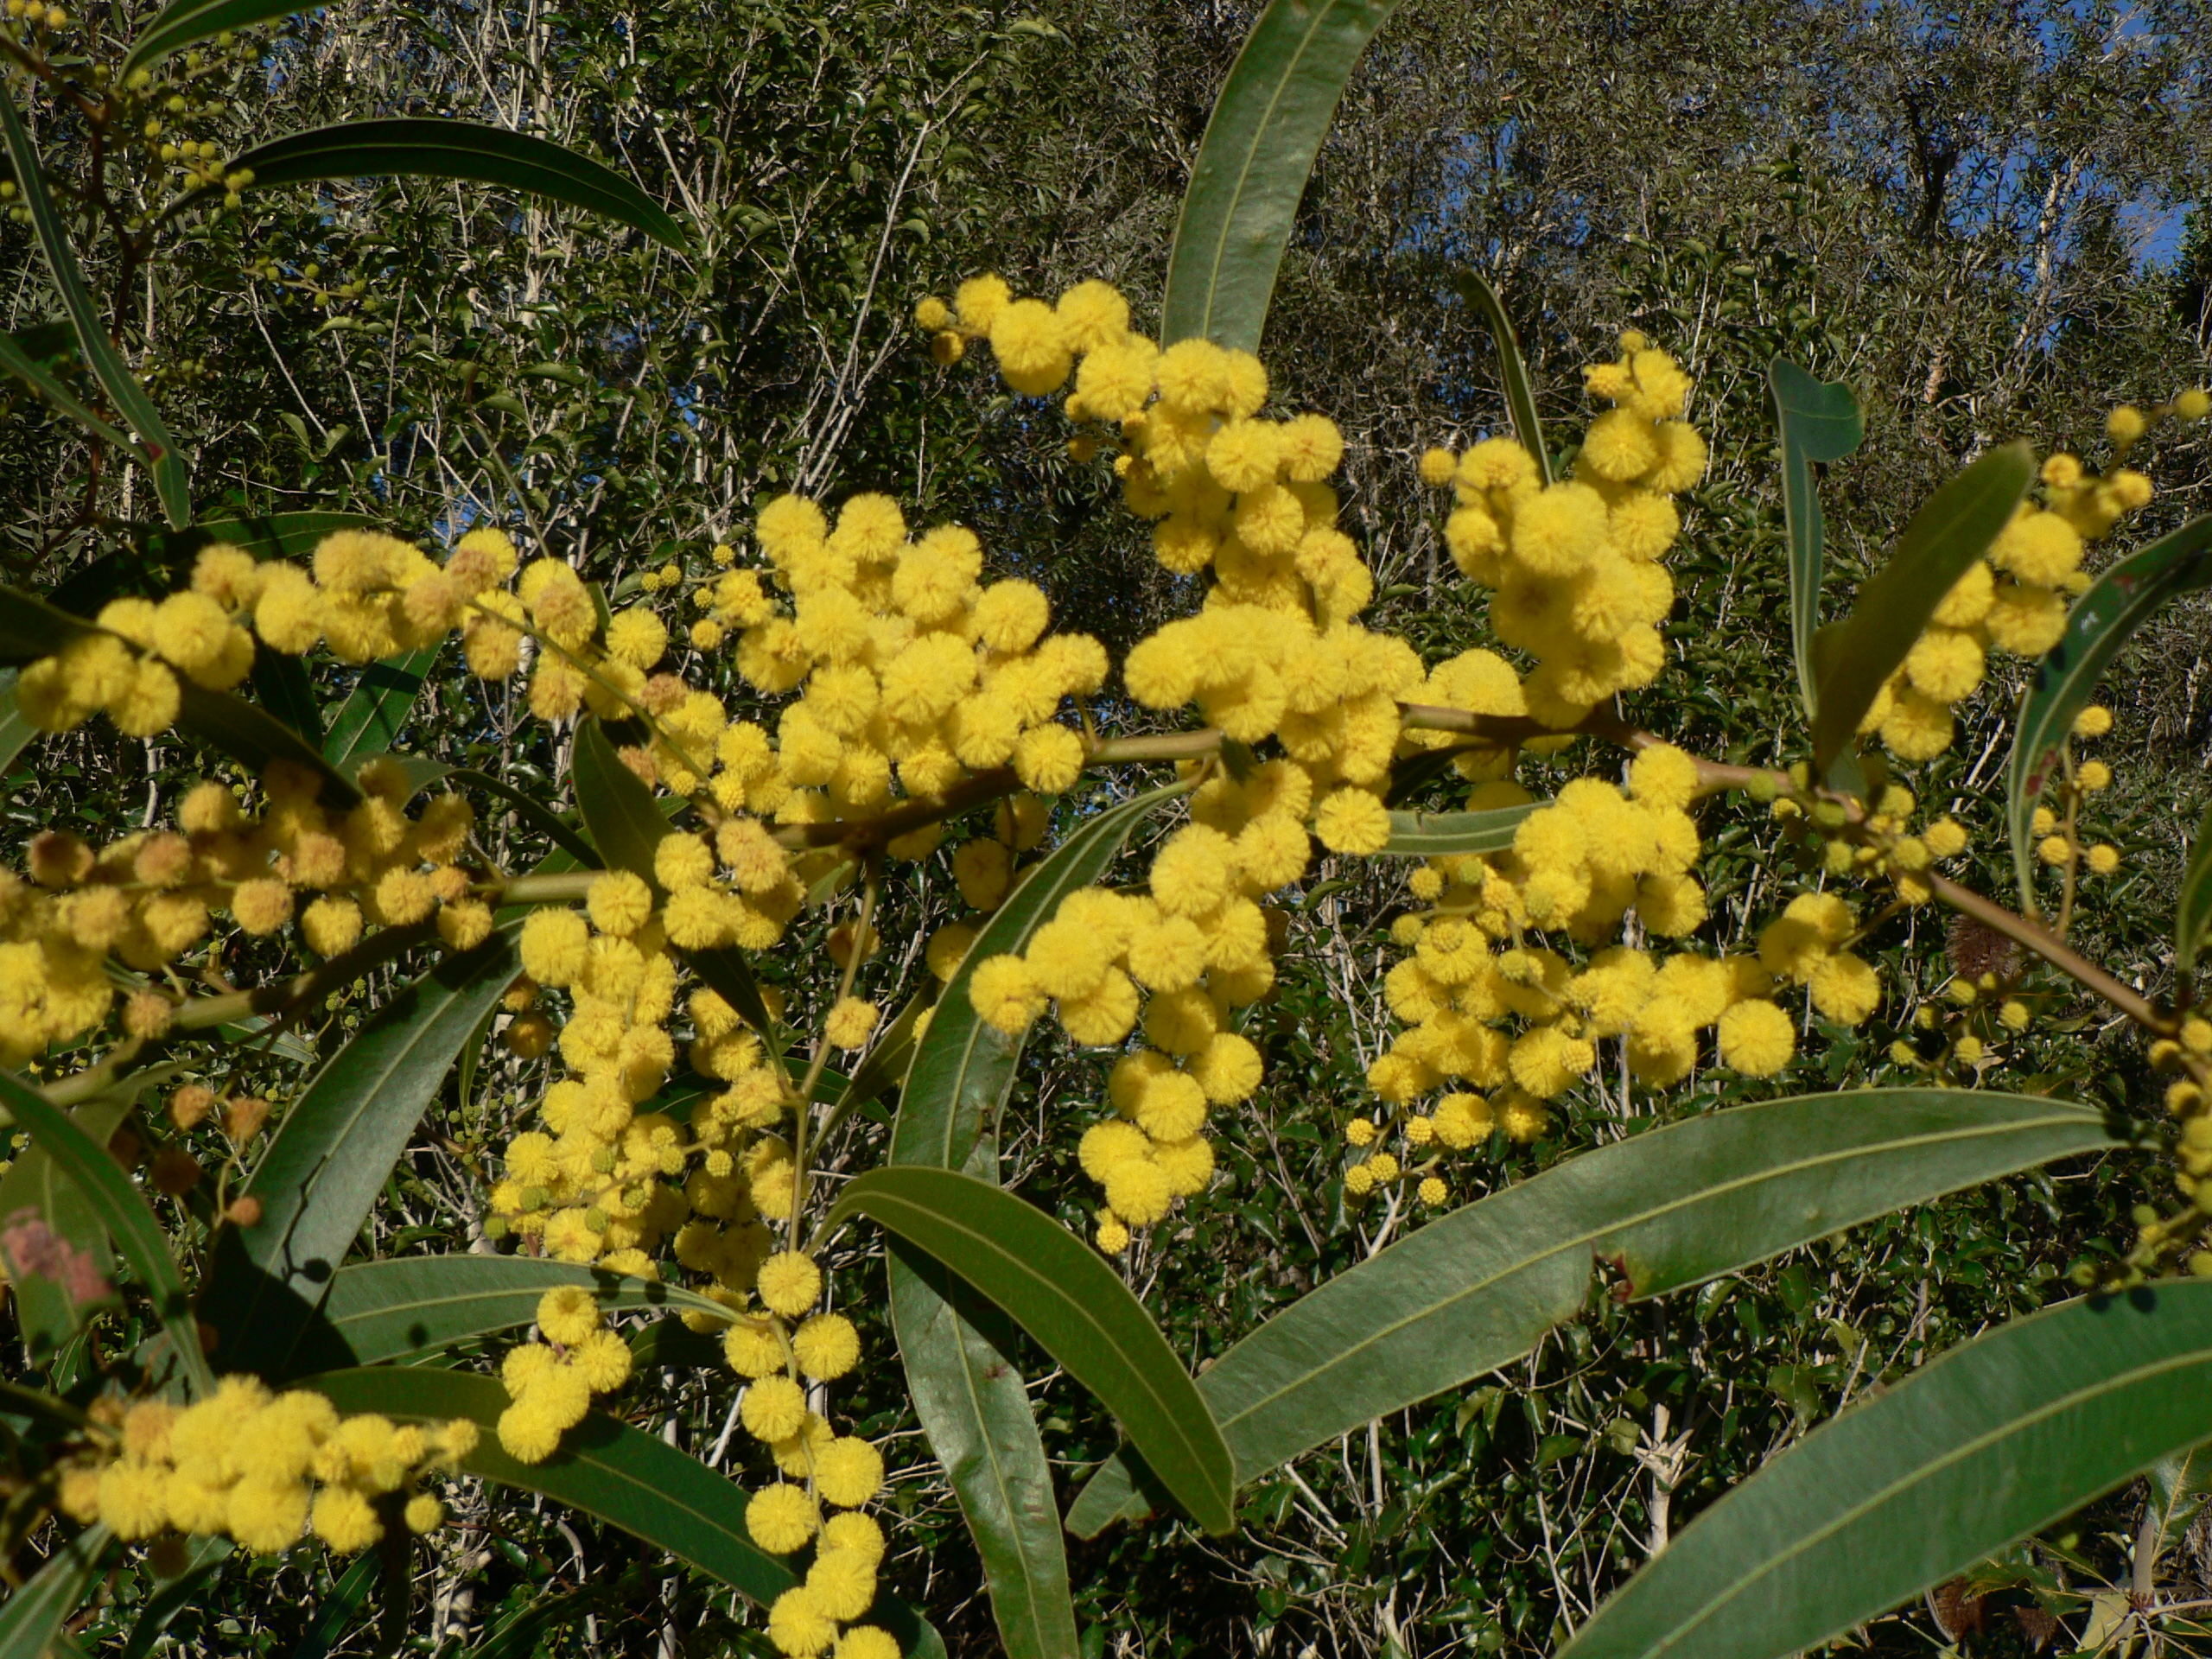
top-left (747, 1484), bottom-right (822, 1554)
top-left (1717, 1000), bottom-right (1795, 1076)
top-left (824, 997), bottom-right (880, 1050)
top-left (815, 1436), bottom-right (886, 1508)
top-left (757, 1250), bottom-right (823, 1318)
top-left (537, 1284), bottom-right (601, 1346)
top-left (1313, 788), bottom-right (1390, 855)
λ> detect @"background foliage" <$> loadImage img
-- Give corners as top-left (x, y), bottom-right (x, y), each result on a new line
top-left (4, 0), bottom-right (2212, 1654)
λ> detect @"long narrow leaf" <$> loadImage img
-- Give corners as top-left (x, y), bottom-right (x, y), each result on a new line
top-left (0, 327), bottom-right (153, 459)
top-left (570, 715), bottom-right (671, 887)
top-left (251, 643), bottom-right (324, 745)
top-left (200, 930), bottom-right (519, 1376)
top-left (1381, 801), bottom-right (1537, 857)
top-left (322, 647), bottom-right (439, 772)
top-left (225, 119), bottom-right (687, 251)
top-left (1452, 271), bottom-right (1549, 484)
top-left (1809, 441), bottom-right (2034, 777)
top-left (1160, 0), bottom-right (1403, 349)
top-left (835, 1167), bottom-right (1235, 1534)
top-left (0, 1073), bottom-right (212, 1396)
top-left (118, 1535), bottom-right (229, 1659)
top-left (0, 95), bottom-right (189, 524)
top-left (1562, 1284), bottom-right (2212, 1659)
top-left (1768, 359), bottom-right (1864, 720)
top-left (124, 0), bottom-right (315, 73)
top-left (446, 766), bottom-right (601, 870)
top-left (2183, 804), bottom-right (2212, 977)
top-left (284, 1552), bottom-right (379, 1659)
top-left (1070, 1088), bottom-right (2122, 1526)
top-left (2005, 515), bottom-right (2212, 912)
top-left (0, 671), bottom-right (33, 776)
top-left (888, 785), bottom-right (1185, 1659)
top-left (0, 1526), bottom-right (111, 1659)
top-left (302, 1367), bottom-right (945, 1656)
top-left (289, 1255), bottom-right (735, 1373)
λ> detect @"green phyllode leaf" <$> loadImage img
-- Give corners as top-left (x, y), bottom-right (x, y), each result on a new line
top-left (1808, 440), bottom-right (2034, 779)
top-left (0, 327), bottom-right (155, 461)
top-left (0, 1525), bottom-right (113, 1659)
top-left (0, 94), bottom-right (191, 526)
top-left (1069, 1087), bottom-right (2125, 1531)
top-left (1767, 359), bottom-right (1866, 720)
top-left (887, 785), bottom-right (1186, 1659)
top-left (123, 0), bottom-right (321, 74)
top-left (1452, 271), bottom-right (1551, 485)
top-left (1160, 0), bottom-right (1405, 350)
top-left (1380, 801), bottom-right (1538, 857)
top-left (200, 930), bottom-right (520, 1376)
top-left (321, 647), bottom-right (441, 772)
top-left (302, 1369), bottom-right (944, 1656)
top-left (832, 1166), bottom-right (1236, 1535)
top-left (1562, 1283), bottom-right (2212, 1659)
top-left (221, 119), bottom-right (689, 251)
top-left (289, 1255), bottom-right (738, 1372)
top-left (0, 1073), bottom-right (213, 1397)
top-left (2005, 514), bottom-right (2212, 914)
top-left (2183, 804), bottom-right (2212, 979)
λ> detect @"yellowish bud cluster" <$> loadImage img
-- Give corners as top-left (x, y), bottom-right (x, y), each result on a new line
top-left (57, 1376), bottom-right (471, 1554)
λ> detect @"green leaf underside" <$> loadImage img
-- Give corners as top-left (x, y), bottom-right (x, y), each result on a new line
top-left (1809, 441), bottom-right (2034, 775)
top-left (2005, 514), bottom-right (2212, 913)
top-left (0, 1073), bottom-right (213, 1396)
top-left (1072, 1088), bottom-right (2120, 1522)
top-left (322, 647), bottom-right (440, 772)
top-left (292, 1255), bottom-right (735, 1371)
top-left (123, 0), bottom-right (316, 73)
top-left (0, 327), bottom-right (152, 459)
top-left (887, 785), bottom-right (1185, 1659)
top-left (2183, 804), bottom-right (2212, 976)
top-left (0, 1099), bottom-right (130, 1361)
top-left (203, 931), bottom-right (520, 1376)
top-left (1452, 272), bottom-right (1550, 485)
top-left (0, 1526), bottom-right (111, 1659)
top-left (1160, 0), bottom-right (1404, 351)
top-left (0, 95), bottom-right (190, 526)
top-left (835, 1168), bottom-right (1236, 1534)
top-left (1562, 1283), bottom-right (2212, 1659)
top-left (225, 119), bottom-right (688, 251)
top-left (1767, 359), bottom-right (1865, 720)
top-left (301, 1368), bottom-right (944, 1656)
top-left (1380, 802), bottom-right (1536, 856)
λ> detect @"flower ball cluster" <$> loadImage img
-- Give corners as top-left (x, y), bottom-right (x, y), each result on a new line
top-left (1866, 450), bottom-right (2152, 762)
top-left (1417, 333), bottom-right (1707, 730)
top-left (58, 1376), bottom-right (473, 1554)
top-left (719, 1247), bottom-right (891, 1659)
top-left (966, 761), bottom-right (1303, 1250)
top-left (496, 1286), bottom-right (637, 1462)
top-left (0, 750), bottom-right (480, 1068)
top-left (695, 486), bottom-right (1109, 843)
top-left (925, 273), bottom-right (1408, 861)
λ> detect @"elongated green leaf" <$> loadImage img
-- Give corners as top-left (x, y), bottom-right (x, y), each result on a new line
top-left (0, 671), bottom-right (34, 776)
top-left (1452, 271), bottom-right (1549, 485)
top-left (0, 1074), bottom-right (211, 1397)
top-left (201, 930), bottom-right (520, 1376)
top-left (1160, 0), bottom-right (1402, 349)
top-left (836, 1168), bottom-right (1234, 1534)
top-left (833, 987), bottom-right (935, 1120)
top-left (321, 648), bottom-right (439, 772)
top-left (123, 0), bottom-right (312, 73)
top-left (303, 1367), bottom-right (944, 1656)
top-left (251, 642), bottom-right (324, 745)
top-left (571, 715), bottom-right (671, 887)
top-left (1809, 441), bottom-right (2034, 777)
top-left (1768, 359), bottom-right (1865, 719)
top-left (467, 1584), bottom-right (601, 1659)
top-left (119, 1535), bottom-right (230, 1659)
top-left (0, 96), bottom-right (189, 525)
top-left (2005, 514), bottom-right (2212, 912)
top-left (2183, 804), bottom-right (2212, 977)
top-left (290, 1255), bottom-right (734, 1372)
top-left (0, 327), bottom-right (153, 459)
top-left (1563, 1284), bottom-right (2212, 1659)
top-left (1381, 801), bottom-right (1537, 857)
top-left (0, 1526), bottom-right (111, 1659)
top-left (890, 785), bottom-right (1185, 1659)
top-left (284, 1551), bottom-right (378, 1659)
top-left (444, 766), bottom-right (601, 870)
top-left (225, 119), bottom-right (687, 251)
top-left (1071, 1088), bottom-right (2122, 1526)
top-left (45, 513), bottom-right (367, 620)
top-left (687, 945), bottom-right (776, 1045)
top-left (0, 1099), bottom-right (130, 1363)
